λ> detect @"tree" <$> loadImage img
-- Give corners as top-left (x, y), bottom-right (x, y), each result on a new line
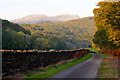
top-left (3, 29), bottom-right (26, 50)
top-left (93, 29), bottom-right (115, 49)
top-left (93, 2), bottom-right (120, 49)
top-left (34, 38), bottom-right (50, 50)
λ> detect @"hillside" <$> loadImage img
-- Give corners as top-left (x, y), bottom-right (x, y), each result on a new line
top-left (2, 20), bottom-right (67, 50)
top-left (11, 14), bottom-right (80, 24)
top-left (21, 17), bottom-right (96, 49)
top-left (2, 20), bottom-right (30, 34)
top-left (2, 20), bottom-right (31, 50)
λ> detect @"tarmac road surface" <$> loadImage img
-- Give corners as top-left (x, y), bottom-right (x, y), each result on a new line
top-left (51, 53), bottom-right (103, 78)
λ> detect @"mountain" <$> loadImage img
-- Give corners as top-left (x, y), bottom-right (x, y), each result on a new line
top-left (11, 14), bottom-right (80, 24)
top-left (20, 17), bottom-right (96, 49)
top-left (10, 14), bottom-right (48, 24)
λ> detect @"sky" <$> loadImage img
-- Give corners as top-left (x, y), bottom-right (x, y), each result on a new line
top-left (0, 0), bottom-right (103, 20)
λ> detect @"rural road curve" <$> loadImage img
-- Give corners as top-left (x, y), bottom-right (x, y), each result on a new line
top-left (51, 53), bottom-right (103, 78)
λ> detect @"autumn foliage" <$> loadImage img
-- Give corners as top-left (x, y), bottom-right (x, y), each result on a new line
top-left (93, 2), bottom-right (120, 56)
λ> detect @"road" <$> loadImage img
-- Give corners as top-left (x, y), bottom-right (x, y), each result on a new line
top-left (51, 53), bottom-right (103, 78)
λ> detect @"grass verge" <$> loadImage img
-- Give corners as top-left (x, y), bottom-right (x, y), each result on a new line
top-left (87, 48), bottom-right (108, 56)
top-left (97, 55), bottom-right (118, 78)
top-left (87, 48), bottom-right (118, 78)
top-left (24, 53), bottom-right (92, 79)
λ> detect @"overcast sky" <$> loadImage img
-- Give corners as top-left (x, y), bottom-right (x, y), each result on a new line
top-left (0, 0), bottom-right (103, 20)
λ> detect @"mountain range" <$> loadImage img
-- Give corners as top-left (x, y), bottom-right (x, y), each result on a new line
top-left (11, 14), bottom-right (80, 24)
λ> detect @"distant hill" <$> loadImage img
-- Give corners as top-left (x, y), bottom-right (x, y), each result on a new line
top-left (2, 19), bottom-right (67, 50)
top-left (2, 20), bottom-right (31, 50)
top-left (11, 14), bottom-right (80, 24)
top-left (2, 17), bottom-right (96, 50)
top-left (21, 17), bottom-right (96, 49)
top-left (2, 20), bottom-right (30, 34)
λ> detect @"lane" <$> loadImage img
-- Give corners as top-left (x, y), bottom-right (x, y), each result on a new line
top-left (51, 53), bottom-right (103, 78)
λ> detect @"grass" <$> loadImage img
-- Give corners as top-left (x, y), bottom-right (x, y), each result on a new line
top-left (98, 66), bottom-right (118, 78)
top-left (98, 55), bottom-right (118, 78)
top-left (87, 48), bottom-right (118, 78)
top-left (86, 48), bottom-right (99, 53)
top-left (100, 62), bottom-right (109, 66)
top-left (87, 48), bottom-right (109, 56)
top-left (98, 58), bottom-right (118, 78)
top-left (99, 67), bottom-right (112, 72)
top-left (24, 53), bottom-right (92, 79)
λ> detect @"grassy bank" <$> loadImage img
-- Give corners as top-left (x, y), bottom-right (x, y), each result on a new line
top-left (24, 53), bottom-right (92, 78)
top-left (87, 48), bottom-right (118, 78)
top-left (97, 55), bottom-right (118, 78)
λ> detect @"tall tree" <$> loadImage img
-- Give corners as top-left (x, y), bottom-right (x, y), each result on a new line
top-left (93, 2), bottom-right (120, 49)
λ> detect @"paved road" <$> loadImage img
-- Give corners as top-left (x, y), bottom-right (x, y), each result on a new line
top-left (51, 53), bottom-right (103, 78)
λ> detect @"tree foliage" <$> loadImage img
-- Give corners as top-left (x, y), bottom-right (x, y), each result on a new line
top-left (2, 28), bottom-right (26, 50)
top-left (2, 20), bottom-right (67, 50)
top-left (93, 2), bottom-right (120, 49)
top-left (104, 0), bottom-right (120, 2)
